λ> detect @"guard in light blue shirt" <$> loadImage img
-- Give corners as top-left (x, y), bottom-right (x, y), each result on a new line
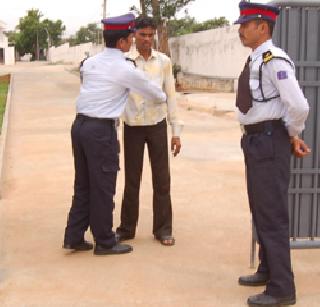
top-left (234, 1), bottom-right (310, 306)
top-left (63, 13), bottom-right (167, 256)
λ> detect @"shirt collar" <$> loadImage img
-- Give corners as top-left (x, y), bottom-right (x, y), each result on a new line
top-left (250, 39), bottom-right (273, 62)
top-left (103, 47), bottom-right (125, 58)
top-left (128, 47), bottom-right (158, 61)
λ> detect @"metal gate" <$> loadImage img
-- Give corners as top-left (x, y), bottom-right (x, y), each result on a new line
top-left (0, 48), bottom-right (4, 64)
top-left (251, 0), bottom-right (320, 266)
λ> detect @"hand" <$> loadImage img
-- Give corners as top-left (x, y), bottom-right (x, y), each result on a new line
top-left (290, 136), bottom-right (311, 158)
top-left (171, 137), bottom-right (181, 157)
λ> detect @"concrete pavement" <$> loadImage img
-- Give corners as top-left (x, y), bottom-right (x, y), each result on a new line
top-left (0, 62), bottom-right (319, 306)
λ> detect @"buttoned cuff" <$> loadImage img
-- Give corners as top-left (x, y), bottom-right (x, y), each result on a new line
top-left (287, 124), bottom-right (305, 137)
top-left (171, 122), bottom-right (184, 137)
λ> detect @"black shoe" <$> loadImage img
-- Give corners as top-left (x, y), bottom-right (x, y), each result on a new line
top-left (247, 292), bottom-right (296, 306)
top-left (63, 240), bottom-right (93, 251)
top-left (115, 230), bottom-right (135, 241)
top-left (94, 243), bottom-right (133, 255)
top-left (239, 272), bottom-right (269, 286)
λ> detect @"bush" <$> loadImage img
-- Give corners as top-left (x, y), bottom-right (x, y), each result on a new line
top-left (0, 74), bottom-right (10, 133)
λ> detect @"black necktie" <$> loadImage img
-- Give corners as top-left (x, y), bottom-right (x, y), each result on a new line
top-left (236, 57), bottom-right (252, 114)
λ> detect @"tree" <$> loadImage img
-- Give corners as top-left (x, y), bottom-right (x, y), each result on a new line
top-left (147, 0), bottom-right (195, 55)
top-left (143, 0), bottom-right (195, 19)
top-left (71, 23), bottom-right (102, 46)
top-left (42, 19), bottom-right (66, 47)
top-left (16, 9), bottom-right (42, 59)
top-left (130, 1), bottom-right (195, 54)
top-left (11, 9), bottom-right (65, 59)
top-left (140, 0), bottom-right (146, 15)
top-left (192, 17), bottom-right (229, 32)
top-left (168, 16), bottom-right (229, 37)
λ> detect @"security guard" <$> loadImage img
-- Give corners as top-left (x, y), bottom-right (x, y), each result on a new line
top-left (235, 1), bottom-right (310, 306)
top-left (63, 13), bottom-right (167, 255)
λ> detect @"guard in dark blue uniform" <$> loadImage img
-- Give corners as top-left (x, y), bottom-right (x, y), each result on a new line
top-left (234, 1), bottom-right (310, 306)
top-left (63, 14), bottom-right (167, 255)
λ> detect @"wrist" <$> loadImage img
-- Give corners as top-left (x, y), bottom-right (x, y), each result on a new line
top-left (290, 135), bottom-right (298, 143)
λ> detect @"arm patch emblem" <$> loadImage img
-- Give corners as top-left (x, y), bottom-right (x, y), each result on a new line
top-left (277, 70), bottom-right (288, 80)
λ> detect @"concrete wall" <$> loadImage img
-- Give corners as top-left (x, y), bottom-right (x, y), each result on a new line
top-left (48, 42), bottom-right (103, 65)
top-left (169, 25), bottom-right (250, 78)
top-left (169, 25), bottom-right (250, 91)
top-left (176, 72), bottom-right (236, 93)
top-left (4, 47), bottom-right (15, 65)
top-left (0, 24), bottom-right (15, 65)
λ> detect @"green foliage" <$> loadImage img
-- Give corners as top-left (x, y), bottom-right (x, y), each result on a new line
top-left (42, 19), bottom-right (66, 47)
top-left (167, 15), bottom-right (196, 37)
top-left (9, 9), bottom-right (65, 57)
top-left (0, 78), bottom-right (9, 133)
top-left (134, 0), bottom-right (195, 20)
top-left (168, 16), bottom-right (229, 37)
top-left (69, 23), bottom-right (102, 46)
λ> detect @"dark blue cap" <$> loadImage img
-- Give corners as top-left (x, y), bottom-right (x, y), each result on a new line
top-left (101, 13), bottom-right (135, 32)
top-left (234, 1), bottom-right (280, 25)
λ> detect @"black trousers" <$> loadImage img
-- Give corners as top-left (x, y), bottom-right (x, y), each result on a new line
top-left (117, 119), bottom-right (172, 237)
top-left (64, 115), bottom-right (119, 248)
top-left (241, 122), bottom-right (295, 297)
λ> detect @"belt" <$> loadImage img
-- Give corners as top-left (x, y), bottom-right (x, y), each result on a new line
top-left (242, 119), bottom-right (284, 135)
top-left (76, 113), bottom-right (116, 122)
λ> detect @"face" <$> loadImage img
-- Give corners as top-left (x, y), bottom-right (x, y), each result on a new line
top-left (119, 33), bottom-right (134, 52)
top-left (238, 20), bottom-right (264, 49)
top-left (134, 27), bottom-right (156, 52)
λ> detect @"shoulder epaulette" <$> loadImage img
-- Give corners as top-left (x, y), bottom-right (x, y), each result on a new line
top-left (126, 57), bottom-right (136, 67)
top-left (262, 51), bottom-right (273, 63)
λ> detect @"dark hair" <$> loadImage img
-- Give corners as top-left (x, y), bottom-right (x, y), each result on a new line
top-left (255, 19), bottom-right (274, 36)
top-left (103, 30), bottom-right (131, 48)
top-left (135, 15), bottom-right (157, 30)
top-left (267, 20), bottom-right (275, 36)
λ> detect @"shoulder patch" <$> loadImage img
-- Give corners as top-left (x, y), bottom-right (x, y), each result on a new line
top-left (125, 57), bottom-right (136, 67)
top-left (277, 70), bottom-right (288, 80)
top-left (263, 51), bottom-right (273, 63)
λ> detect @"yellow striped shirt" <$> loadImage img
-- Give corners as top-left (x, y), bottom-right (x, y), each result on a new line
top-left (122, 48), bottom-right (183, 136)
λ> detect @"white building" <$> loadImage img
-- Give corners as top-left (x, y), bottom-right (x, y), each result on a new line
top-left (0, 20), bottom-right (15, 65)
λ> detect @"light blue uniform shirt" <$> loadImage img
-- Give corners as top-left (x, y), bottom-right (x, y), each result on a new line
top-left (76, 48), bottom-right (166, 118)
top-left (238, 40), bottom-right (309, 136)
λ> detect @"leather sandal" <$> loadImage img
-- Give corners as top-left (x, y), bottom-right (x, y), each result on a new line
top-left (154, 235), bottom-right (175, 246)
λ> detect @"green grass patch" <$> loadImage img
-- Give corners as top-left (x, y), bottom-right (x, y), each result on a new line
top-left (0, 74), bottom-right (10, 133)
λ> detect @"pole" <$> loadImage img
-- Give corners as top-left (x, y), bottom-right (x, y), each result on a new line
top-left (36, 30), bottom-right (40, 61)
top-left (140, 0), bottom-right (146, 15)
top-left (44, 27), bottom-right (51, 61)
top-left (103, 0), bottom-right (107, 19)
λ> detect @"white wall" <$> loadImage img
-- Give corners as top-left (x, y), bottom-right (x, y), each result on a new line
top-left (48, 42), bottom-right (103, 65)
top-left (4, 47), bottom-right (15, 65)
top-left (0, 33), bottom-right (7, 47)
top-left (0, 27), bottom-right (15, 65)
top-left (169, 25), bottom-right (250, 79)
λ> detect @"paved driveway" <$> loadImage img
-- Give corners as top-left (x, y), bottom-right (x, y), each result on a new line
top-left (0, 62), bottom-right (319, 306)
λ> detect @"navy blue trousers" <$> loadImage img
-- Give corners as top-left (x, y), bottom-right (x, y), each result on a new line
top-left (241, 123), bottom-right (295, 297)
top-left (64, 115), bottom-right (119, 248)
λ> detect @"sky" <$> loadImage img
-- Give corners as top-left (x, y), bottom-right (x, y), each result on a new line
top-left (1, 0), bottom-right (270, 36)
